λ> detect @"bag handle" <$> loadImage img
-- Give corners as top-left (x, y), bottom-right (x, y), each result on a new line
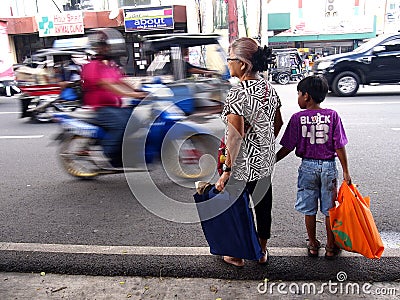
top-left (337, 181), bottom-right (346, 204)
top-left (337, 181), bottom-right (370, 207)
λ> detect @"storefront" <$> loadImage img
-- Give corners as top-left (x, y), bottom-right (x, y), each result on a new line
top-left (121, 5), bottom-right (187, 76)
top-left (268, 14), bottom-right (377, 58)
top-left (302, 40), bottom-right (355, 56)
top-left (269, 32), bottom-right (375, 59)
top-left (1, 5), bottom-right (188, 76)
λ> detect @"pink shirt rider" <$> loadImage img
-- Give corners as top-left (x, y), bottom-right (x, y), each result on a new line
top-left (81, 60), bottom-right (123, 109)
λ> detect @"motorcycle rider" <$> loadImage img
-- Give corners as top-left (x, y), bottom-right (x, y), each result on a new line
top-left (81, 28), bottom-right (147, 167)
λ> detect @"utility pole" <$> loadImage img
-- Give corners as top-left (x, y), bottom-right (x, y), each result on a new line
top-left (258, 0), bottom-right (263, 41)
top-left (195, 0), bottom-right (202, 33)
top-left (227, 0), bottom-right (239, 43)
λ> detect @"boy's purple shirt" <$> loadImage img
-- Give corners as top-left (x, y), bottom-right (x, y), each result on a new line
top-left (280, 108), bottom-right (348, 160)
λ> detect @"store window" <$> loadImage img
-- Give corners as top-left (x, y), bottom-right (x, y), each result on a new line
top-left (63, 0), bottom-right (94, 11)
top-left (119, 0), bottom-right (151, 6)
top-left (14, 35), bottom-right (56, 63)
top-left (214, 0), bottom-right (228, 29)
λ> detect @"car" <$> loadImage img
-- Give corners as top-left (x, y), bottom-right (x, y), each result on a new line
top-left (312, 33), bottom-right (400, 96)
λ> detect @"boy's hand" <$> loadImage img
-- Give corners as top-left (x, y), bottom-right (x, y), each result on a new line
top-left (336, 147), bottom-right (351, 185)
top-left (343, 172), bottom-right (351, 185)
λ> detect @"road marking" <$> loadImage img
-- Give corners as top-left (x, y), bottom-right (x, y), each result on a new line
top-left (327, 101), bottom-right (400, 105)
top-left (0, 135), bottom-right (44, 139)
top-left (0, 112), bottom-right (19, 114)
top-left (392, 128), bottom-right (400, 131)
top-left (0, 242), bottom-right (398, 258)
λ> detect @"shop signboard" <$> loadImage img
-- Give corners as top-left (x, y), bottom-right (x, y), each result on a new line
top-left (123, 6), bottom-right (174, 32)
top-left (279, 16), bottom-right (374, 36)
top-left (37, 11), bottom-right (84, 37)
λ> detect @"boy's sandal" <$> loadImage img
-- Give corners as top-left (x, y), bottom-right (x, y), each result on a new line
top-left (307, 240), bottom-right (321, 257)
top-left (325, 246), bottom-right (341, 260)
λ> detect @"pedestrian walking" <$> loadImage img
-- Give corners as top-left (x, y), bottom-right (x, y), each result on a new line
top-left (303, 56), bottom-right (310, 75)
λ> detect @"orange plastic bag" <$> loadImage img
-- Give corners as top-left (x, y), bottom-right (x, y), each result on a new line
top-left (329, 181), bottom-right (384, 259)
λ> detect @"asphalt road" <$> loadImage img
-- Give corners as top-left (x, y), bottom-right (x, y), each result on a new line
top-left (0, 83), bottom-right (399, 283)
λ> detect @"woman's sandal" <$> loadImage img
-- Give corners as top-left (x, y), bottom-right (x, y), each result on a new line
top-left (307, 240), bottom-right (321, 257)
top-left (325, 246), bottom-right (341, 260)
top-left (223, 256), bottom-right (245, 267)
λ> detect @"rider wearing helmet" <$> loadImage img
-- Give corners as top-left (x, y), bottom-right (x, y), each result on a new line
top-left (81, 28), bottom-right (147, 167)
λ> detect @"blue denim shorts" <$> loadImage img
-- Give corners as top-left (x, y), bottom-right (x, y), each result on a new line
top-left (295, 158), bottom-right (338, 216)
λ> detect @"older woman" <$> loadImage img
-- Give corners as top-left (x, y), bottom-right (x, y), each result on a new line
top-left (215, 37), bottom-right (283, 267)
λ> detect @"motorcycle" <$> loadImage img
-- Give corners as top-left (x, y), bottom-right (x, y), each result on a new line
top-left (19, 83), bottom-right (82, 122)
top-left (52, 87), bottom-right (223, 181)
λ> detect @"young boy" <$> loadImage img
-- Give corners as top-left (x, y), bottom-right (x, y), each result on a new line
top-left (276, 75), bottom-right (351, 260)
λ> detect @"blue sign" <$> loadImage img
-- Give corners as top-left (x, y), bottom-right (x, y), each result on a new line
top-left (124, 6), bottom-right (175, 32)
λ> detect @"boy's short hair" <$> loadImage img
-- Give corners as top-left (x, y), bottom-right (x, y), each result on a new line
top-left (297, 75), bottom-right (329, 103)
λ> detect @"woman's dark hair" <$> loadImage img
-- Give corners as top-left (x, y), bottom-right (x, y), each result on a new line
top-left (297, 75), bottom-right (329, 103)
top-left (229, 37), bottom-right (274, 75)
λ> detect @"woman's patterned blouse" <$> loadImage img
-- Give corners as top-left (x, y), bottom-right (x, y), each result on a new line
top-left (221, 78), bottom-right (282, 181)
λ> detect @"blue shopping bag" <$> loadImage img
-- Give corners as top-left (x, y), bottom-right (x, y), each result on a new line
top-left (193, 184), bottom-right (263, 261)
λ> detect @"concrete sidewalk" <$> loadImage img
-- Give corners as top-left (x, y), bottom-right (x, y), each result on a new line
top-left (1, 272), bottom-right (400, 300)
top-left (1, 244), bottom-right (399, 299)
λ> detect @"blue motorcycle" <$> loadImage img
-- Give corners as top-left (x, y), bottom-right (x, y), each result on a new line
top-left (53, 88), bottom-right (223, 181)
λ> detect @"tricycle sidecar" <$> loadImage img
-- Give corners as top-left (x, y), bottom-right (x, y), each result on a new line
top-left (139, 33), bottom-right (231, 115)
top-left (269, 48), bottom-right (305, 84)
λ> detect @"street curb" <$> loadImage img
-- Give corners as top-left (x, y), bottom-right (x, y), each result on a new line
top-left (0, 243), bottom-right (399, 282)
top-left (1, 242), bottom-right (399, 257)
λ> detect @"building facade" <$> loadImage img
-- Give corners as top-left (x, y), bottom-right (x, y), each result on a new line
top-left (0, 0), bottom-right (398, 71)
top-left (0, 0), bottom-right (193, 75)
top-left (267, 0), bottom-right (400, 56)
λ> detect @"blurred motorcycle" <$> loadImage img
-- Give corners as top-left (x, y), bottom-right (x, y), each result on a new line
top-left (52, 87), bottom-right (223, 181)
top-left (19, 83), bottom-right (81, 122)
